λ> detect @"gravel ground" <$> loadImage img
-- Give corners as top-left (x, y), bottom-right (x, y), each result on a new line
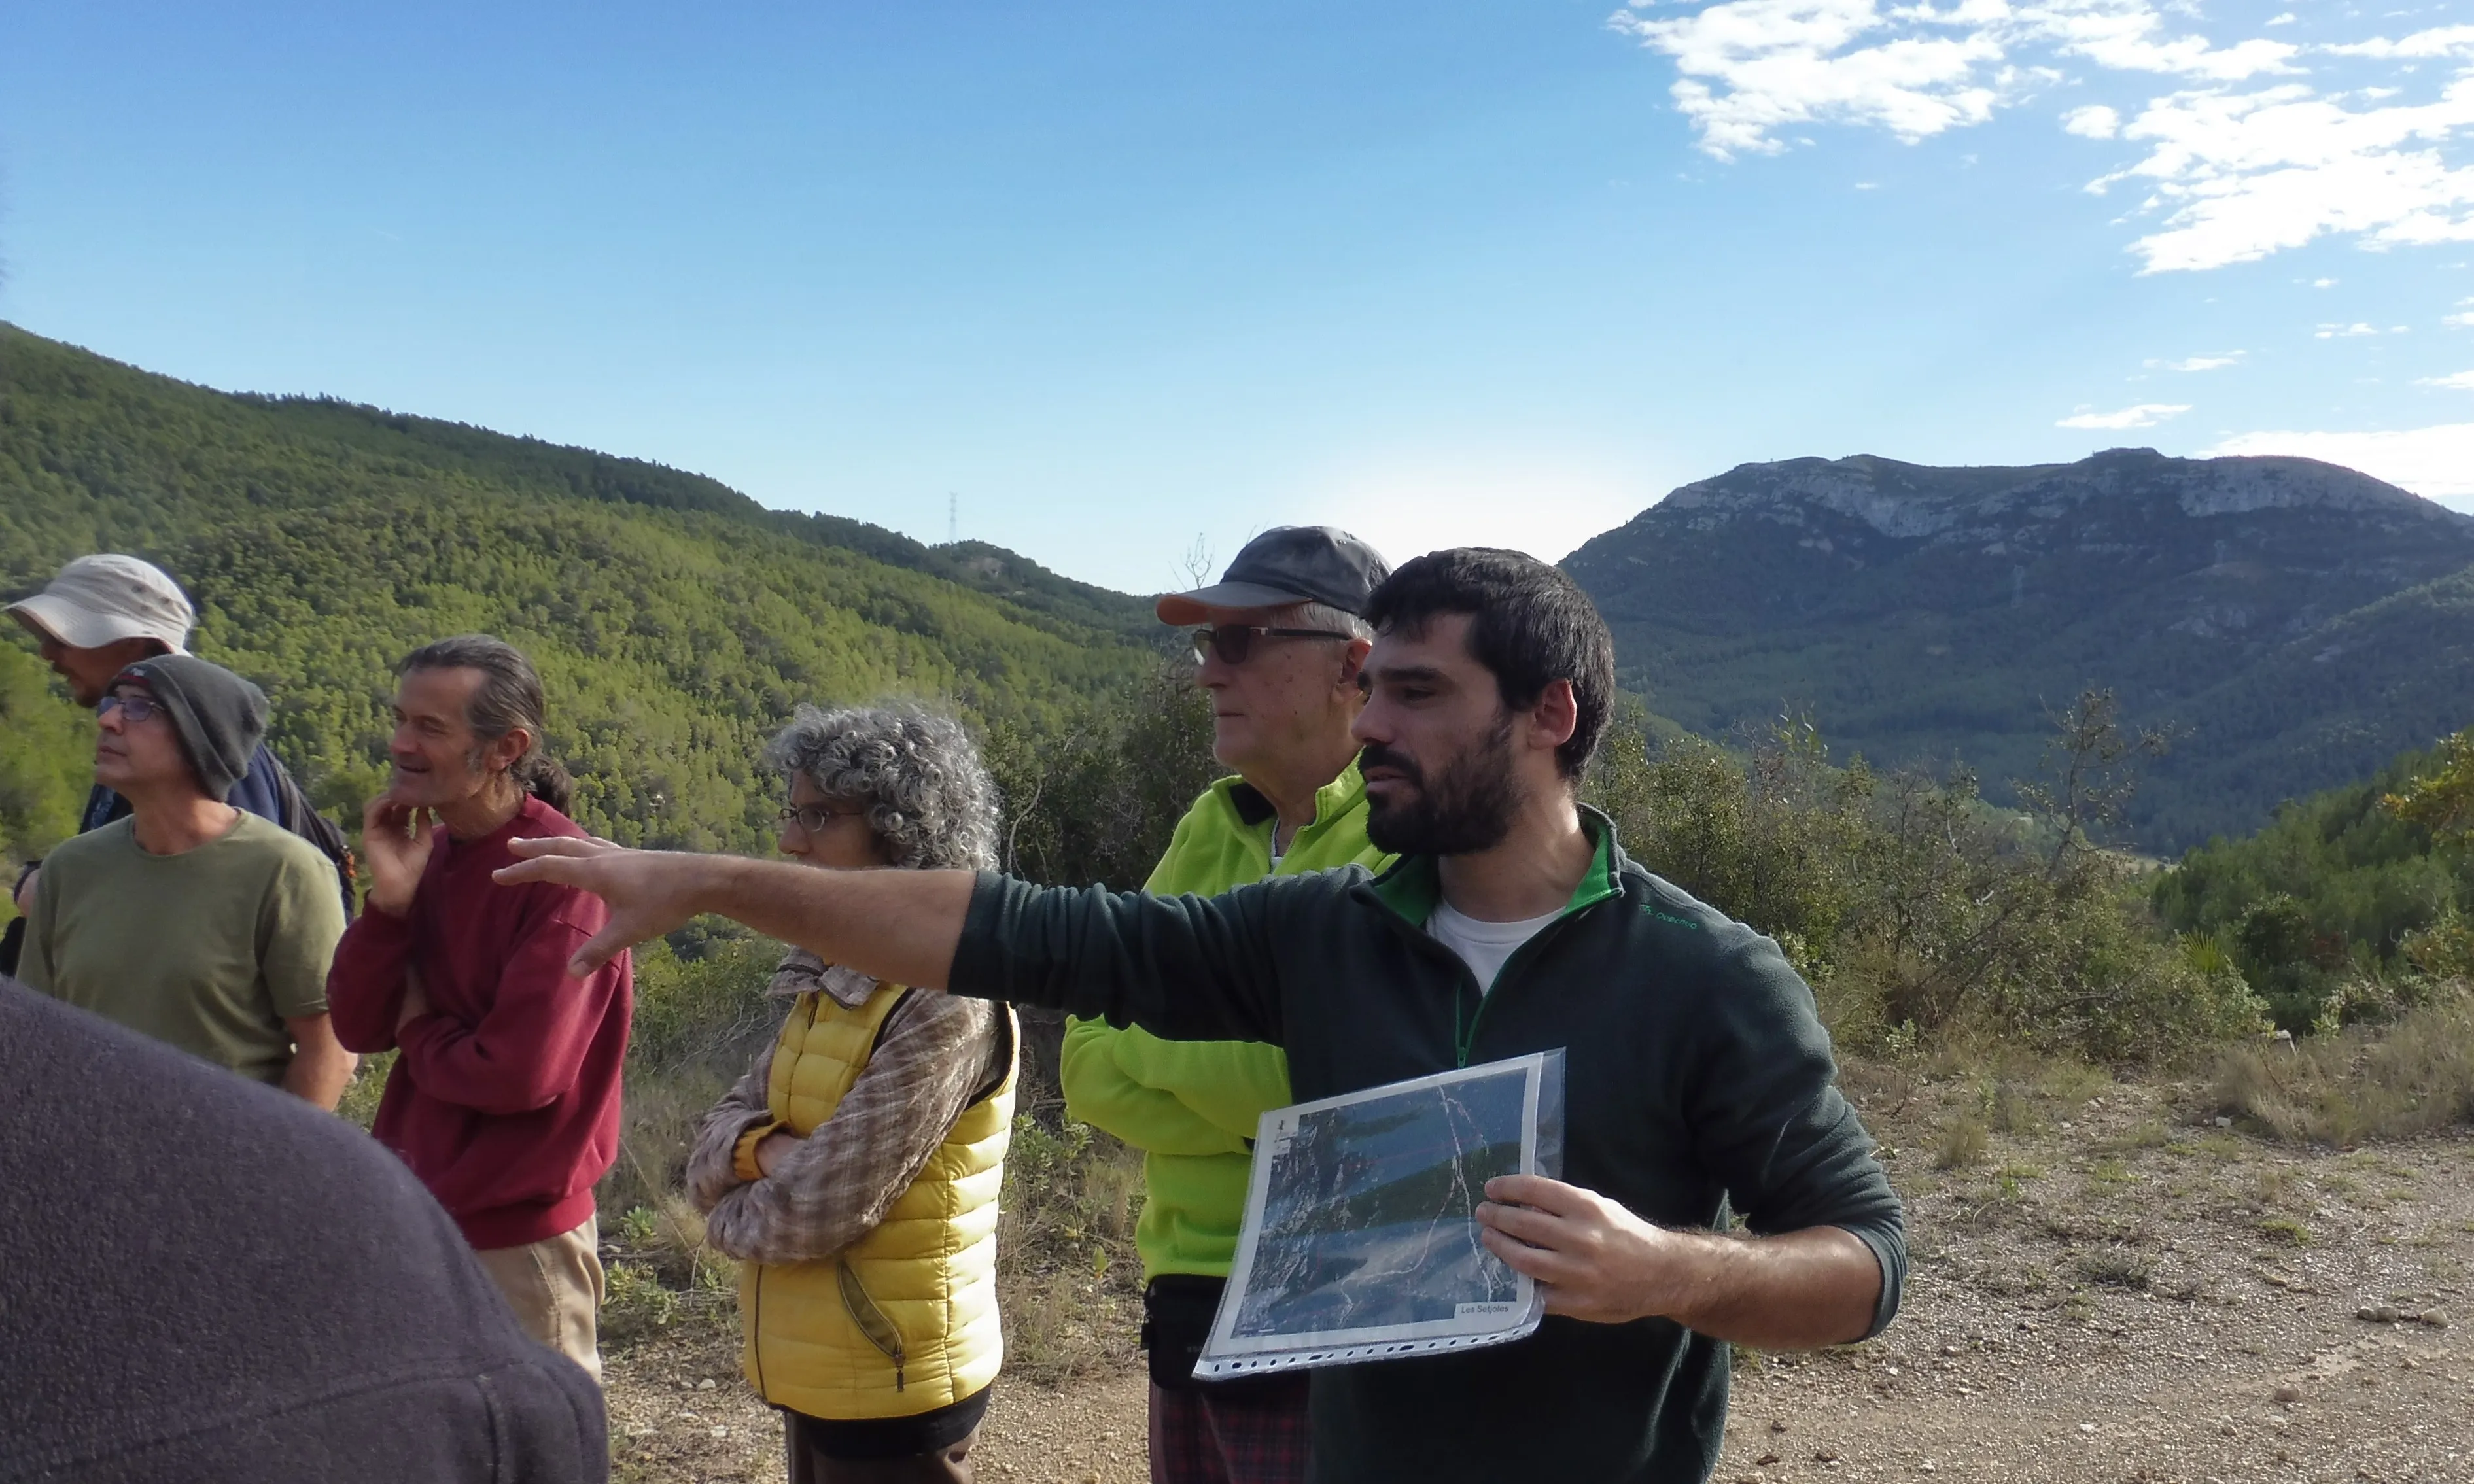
top-left (607, 1068), bottom-right (2474, 1483)
top-left (1708, 1069), bottom-right (2474, 1484)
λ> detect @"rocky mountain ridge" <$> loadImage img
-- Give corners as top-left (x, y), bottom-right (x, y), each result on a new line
top-left (1567, 449), bottom-right (2474, 848)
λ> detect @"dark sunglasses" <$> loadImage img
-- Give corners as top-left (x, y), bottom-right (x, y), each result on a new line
top-left (1191, 625), bottom-right (1357, 666)
top-left (99, 691), bottom-right (164, 725)
top-left (777, 803), bottom-right (866, 835)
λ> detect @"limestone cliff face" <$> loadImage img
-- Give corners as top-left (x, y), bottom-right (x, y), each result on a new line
top-left (1565, 449), bottom-right (2474, 849)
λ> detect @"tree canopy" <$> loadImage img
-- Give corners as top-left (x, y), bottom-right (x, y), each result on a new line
top-left (0, 322), bottom-right (1167, 862)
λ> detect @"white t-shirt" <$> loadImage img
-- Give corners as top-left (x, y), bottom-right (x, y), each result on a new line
top-left (1426, 899), bottom-right (1562, 994)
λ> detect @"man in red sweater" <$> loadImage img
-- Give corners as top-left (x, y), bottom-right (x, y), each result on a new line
top-left (328, 634), bottom-right (632, 1382)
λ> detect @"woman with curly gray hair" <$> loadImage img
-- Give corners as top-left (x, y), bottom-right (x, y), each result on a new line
top-left (685, 702), bottom-right (1017, 1483)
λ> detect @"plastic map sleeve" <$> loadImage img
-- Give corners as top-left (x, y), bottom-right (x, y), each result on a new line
top-left (1192, 1049), bottom-right (1567, 1379)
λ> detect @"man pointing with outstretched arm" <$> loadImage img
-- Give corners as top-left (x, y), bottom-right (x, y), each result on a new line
top-left (501, 550), bottom-right (1906, 1484)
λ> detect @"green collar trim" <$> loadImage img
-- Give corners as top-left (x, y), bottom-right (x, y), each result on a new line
top-left (1566, 806), bottom-right (1622, 913)
top-left (1370, 806), bottom-right (1621, 925)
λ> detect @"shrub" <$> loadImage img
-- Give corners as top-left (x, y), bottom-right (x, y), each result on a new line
top-left (337, 1048), bottom-right (395, 1131)
top-left (1933, 1114), bottom-right (1990, 1170)
top-left (1587, 693), bottom-right (2265, 1063)
top-left (2215, 993), bottom-right (2474, 1145)
top-left (597, 929), bottom-right (782, 1226)
top-left (2076, 1248), bottom-right (2153, 1289)
top-left (994, 1114), bottom-right (1148, 1384)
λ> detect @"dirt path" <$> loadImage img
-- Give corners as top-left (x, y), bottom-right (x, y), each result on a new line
top-left (607, 1344), bottom-right (1151, 1484)
top-left (610, 1073), bottom-right (2474, 1483)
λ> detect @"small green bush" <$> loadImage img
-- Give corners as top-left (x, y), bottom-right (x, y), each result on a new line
top-left (1588, 694), bottom-right (2266, 1064)
top-left (601, 1260), bottom-right (684, 1349)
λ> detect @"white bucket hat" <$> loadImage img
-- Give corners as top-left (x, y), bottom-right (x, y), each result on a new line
top-left (6, 554), bottom-right (195, 654)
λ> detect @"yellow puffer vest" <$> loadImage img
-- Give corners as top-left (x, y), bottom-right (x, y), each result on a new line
top-left (741, 984), bottom-right (1017, 1420)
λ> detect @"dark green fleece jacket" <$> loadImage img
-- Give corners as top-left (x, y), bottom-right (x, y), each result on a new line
top-left (951, 811), bottom-right (1905, 1484)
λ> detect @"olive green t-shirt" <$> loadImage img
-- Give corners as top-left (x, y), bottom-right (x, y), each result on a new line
top-left (21, 812), bottom-right (346, 1086)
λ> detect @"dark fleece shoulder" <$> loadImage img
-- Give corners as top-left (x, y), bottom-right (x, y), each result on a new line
top-left (1627, 865), bottom-right (1908, 1340)
top-left (0, 981), bottom-right (606, 1484)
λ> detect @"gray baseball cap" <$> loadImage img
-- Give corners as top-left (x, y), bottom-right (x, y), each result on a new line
top-left (1155, 526), bottom-right (1391, 626)
top-left (7, 555), bottom-right (194, 653)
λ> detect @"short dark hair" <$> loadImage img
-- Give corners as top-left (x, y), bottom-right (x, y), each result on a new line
top-left (396, 634), bottom-right (574, 812)
top-left (1363, 549), bottom-right (1615, 782)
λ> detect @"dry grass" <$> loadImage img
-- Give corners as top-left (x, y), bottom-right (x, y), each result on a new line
top-left (1934, 1113), bottom-right (1991, 1170)
top-left (2215, 993), bottom-right (2474, 1145)
top-left (994, 1115), bottom-right (1149, 1385)
top-left (2074, 1247), bottom-right (2153, 1290)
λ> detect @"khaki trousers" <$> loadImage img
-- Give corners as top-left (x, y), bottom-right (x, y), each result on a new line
top-left (474, 1215), bottom-right (606, 1383)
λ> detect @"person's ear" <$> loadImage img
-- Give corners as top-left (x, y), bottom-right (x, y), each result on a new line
top-left (491, 725), bottom-right (534, 776)
top-left (1527, 680), bottom-right (1578, 753)
top-left (1336, 638), bottom-right (1372, 691)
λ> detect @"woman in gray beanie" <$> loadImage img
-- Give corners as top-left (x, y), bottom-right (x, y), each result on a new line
top-left (15, 657), bottom-right (358, 1107)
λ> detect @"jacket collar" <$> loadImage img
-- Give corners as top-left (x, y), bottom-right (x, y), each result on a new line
top-left (1368, 804), bottom-right (1624, 927)
top-left (1220, 756), bottom-right (1371, 841)
top-left (767, 948), bottom-right (880, 1007)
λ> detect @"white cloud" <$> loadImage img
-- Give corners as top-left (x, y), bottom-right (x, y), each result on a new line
top-left (2420, 370), bottom-right (2474, 389)
top-left (2265, 12), bottom-right (2295, 27)
top-left (2316, 322), bottom-right (2380, 337)
top-left (2091, 78), bottom-right (2474, 273)
top-left (1614, 3), bottom-right (2474, 271)
top-left (1616, 1), bottom-right (2302, 162)
top-left (2312, 277), bottom-right (2337, 287)
top-left (2206, 423), bottom-right (2474, 498)
top-left (2146, 351), bottom-right (2244, 371)
top-left (2057, 401), bottom-right (2191, 428)
top-left (2040, 7), bottom-right (2297, 82)
top-left (2324, 26), bottom-right (2474, 63)
top-left (2064, 103), bottom-right (2122, 138)
top-left (1612, 1), bottom-right (2010, 160)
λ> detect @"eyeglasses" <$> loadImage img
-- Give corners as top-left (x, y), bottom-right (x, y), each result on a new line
top-left (778, 803), bottom-right (866, 835)
top-left (98, 692), bottom-right (163, 725)
top-left (1191, 625), bottom-right (1357, 666)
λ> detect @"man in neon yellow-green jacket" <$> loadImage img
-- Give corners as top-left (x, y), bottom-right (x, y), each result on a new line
top-left (1060, 526), bottom-right (1393, 1484)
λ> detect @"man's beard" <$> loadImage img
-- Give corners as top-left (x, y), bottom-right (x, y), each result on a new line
top-left (1362, 717), bottom-right (1524, 857)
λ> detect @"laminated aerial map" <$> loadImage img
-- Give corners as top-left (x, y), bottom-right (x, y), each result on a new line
top-left (1192, 1050), bottom-right (1566, 1379)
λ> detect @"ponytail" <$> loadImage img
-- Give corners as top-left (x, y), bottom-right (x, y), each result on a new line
top-left (521, 757), bottom-right (575, 814)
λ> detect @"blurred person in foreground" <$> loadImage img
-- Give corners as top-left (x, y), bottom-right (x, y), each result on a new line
top-left (686, 703), bottom-right (1017, 1484)
top-left (1058, 526), bottom-right (1393, 1484)
top-left (0, 976), bottom-right (606, 1483)
top-left (17, 655), bottom-right (354, 1107)
top-left (498, 550), bottom-right (1907, 1484)
top-left (5, 553), bottom-right (355, 967)
top-left (327, 634), bottom-right (632, 1381)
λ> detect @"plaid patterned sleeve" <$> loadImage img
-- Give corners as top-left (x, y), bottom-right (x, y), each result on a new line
top-left (685, 1044), bottom-right (777, 1215)
top-left (700, 991), bottom-right (1001, 1265)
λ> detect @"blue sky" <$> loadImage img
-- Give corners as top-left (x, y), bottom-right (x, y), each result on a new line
top-left (6, 1), bottom-right (2473, 593)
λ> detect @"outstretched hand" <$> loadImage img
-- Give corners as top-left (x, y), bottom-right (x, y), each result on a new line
top-left (495, 836), bottom-right (718, 976)
top-left (1475, 1173), bottom-right (1698, 1325)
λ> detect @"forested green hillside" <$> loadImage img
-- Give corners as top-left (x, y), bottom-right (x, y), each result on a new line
top-left (0, 324), bottom-right (1162, 862)
top-left (2152, 734), bottom-right (2474, 1031)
